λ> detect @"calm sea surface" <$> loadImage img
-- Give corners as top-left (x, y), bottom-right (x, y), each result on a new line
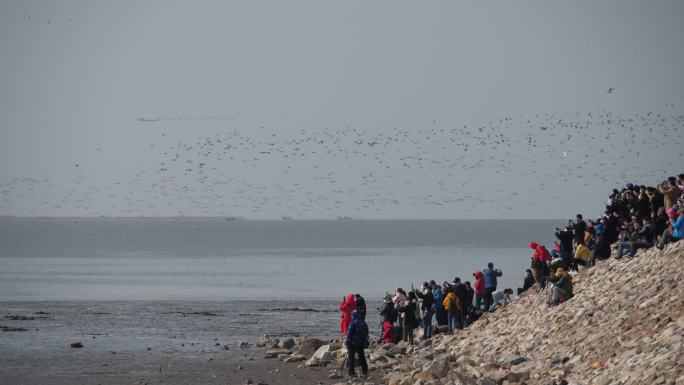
top-left (0, 218), bottom-right (559, 301)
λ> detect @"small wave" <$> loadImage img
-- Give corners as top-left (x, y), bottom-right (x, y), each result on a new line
top-left (256, 307), bottom-right (335, 313)
top-left (161, 311), bottom-right (218, 316)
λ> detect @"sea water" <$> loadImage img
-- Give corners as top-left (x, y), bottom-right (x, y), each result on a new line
top-left (0, 218), bottom-right (559, 301)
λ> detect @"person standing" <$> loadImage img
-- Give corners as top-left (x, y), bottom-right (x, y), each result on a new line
top-left (571, 214), bottom-right (587, 246)
top-left (483, 262), bottom-right (502, 311)
top-left (451, 278), bottom-right (466, 330)
top-left (414, 283), bottom-right (434, 339)
top-left (379, 294), bottom-right (397, 344)
top-left (431, 280), bottom-right (446, 326)
top-left (472, 271), bottom-right (486, 311)
top-left (354, 293), bottom-right (366, 319)
top-left (397, 292), bottom-right (418, 344)
top-left (339, 294), bottom-right (356, 336)
top-left (442, 287), bottom-right (459, 334)
top-left (392, 288), bottom-right (407, 342)
top-left (658, 178), bottom-right (682, 212)
top-left (463, 281), bottom-right (475, 325)
top-left (345, 310), bottom-right (369, 378)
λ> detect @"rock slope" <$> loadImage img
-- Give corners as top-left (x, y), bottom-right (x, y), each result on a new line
top-left (377, 241), bottom-right (684, 385)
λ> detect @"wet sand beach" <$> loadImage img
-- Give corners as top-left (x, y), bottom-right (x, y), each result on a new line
top-left (0, 300), bottom-right (344, 385)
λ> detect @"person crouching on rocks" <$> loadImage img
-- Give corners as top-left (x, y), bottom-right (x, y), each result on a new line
top-left (656, 207), bottom-right (684, 250)
top-left (517, 269), bottom-right (535, 296)
top-left (339, 293), bottom-right (356, 336)
top-left (345, 310), bottom-right (369, 379)
top-left (547, 266), bottom-right (573, 307)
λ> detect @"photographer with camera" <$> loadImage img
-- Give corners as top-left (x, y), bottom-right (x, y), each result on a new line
top-left (379, 293), bottom-right (398, 343)
top-left (658, 177), bottom-right (681, 212)
top-left (413, 282), bottom-right (434, 339)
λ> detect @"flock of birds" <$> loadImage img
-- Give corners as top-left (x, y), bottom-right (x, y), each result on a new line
top-left (2, 107), bottom-right (683, 218)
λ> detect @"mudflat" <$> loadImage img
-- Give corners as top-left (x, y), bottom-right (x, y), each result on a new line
top-left (0, 301), bottom-right (343, 385)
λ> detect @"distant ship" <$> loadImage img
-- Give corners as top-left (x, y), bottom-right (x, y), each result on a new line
top-left (281, 216), bottom-right (293, 220)
top-left (225, 216), bottom-right (245, 221)
top-left (337, 216), bottom-right (354, 220)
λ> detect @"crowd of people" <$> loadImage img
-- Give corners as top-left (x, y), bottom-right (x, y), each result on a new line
top-left (338, 174), bottom-right (684, 378)
top-left (531, 174), bottom-right (684, 304)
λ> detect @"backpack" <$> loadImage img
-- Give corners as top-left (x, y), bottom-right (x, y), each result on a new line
top-left (449, 294), bottom-right (461, 311)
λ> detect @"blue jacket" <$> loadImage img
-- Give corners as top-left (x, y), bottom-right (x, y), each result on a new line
top-left (433, 287), bottom-right (443, 309)
top-left (595, 224), bottom-right (603, 236)
top-left (483, 268), bottom-right (502, 289)
top-left (673, 214), bottom-right (684, 239)
top-left (345, 310), bottom-right (369, 349)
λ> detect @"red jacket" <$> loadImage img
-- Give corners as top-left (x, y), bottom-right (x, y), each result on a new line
top-left (473, 271), bottom-right (485, 295)
top-left (339, 294), bottom-right (356, 335)
top-left (530, 241), bottom-right (551, 263)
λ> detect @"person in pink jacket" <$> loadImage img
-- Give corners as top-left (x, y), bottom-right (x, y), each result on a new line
top-left (472, 271), bottom-right (486, 311)
top-left (339, 293), bottom-right (357, 335)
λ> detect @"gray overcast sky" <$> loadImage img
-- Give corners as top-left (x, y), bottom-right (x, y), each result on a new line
top-left (1, 1), bottom-right (683, 219)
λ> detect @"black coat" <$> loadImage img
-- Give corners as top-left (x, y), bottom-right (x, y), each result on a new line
top-left (556, 229), bottom-right (574, 253)
top-left (573, 220), bottom-right (586, 242)
top-left (397, 302), bottom-right (418, 328)
top-left (380, 302), bottom-right (397, 323)
top-left (464, 286), bottom-right (474, 308)
top-left (415, 291), bottom-right (434, 315)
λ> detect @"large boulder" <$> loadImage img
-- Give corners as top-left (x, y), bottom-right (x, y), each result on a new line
top-left (386, 343), bottom-right (405, 355)
top-left (297, 336), bottom-right (325, 357)
top-left (427, 355), bottom-right (451, 378)
top-left (284, 354), bottom-right (306, 363)
top-left (304, 344), bottom-right (335, 366)
top-left (304, 356), bottom-right (320, 367)
top-left (263, 348), bottom-right (291, 358)
top-left (417, 338), bottom-right (433, 349)
top-left (255, 334), bottom-right (270, 347)
top-left (334, 346), bottom-right (347, 363)
top-left (277, 337), bottom-right (295, 350)
top-left (412, 369), bottom-right (435, 383)
top-left (482, 370), bottom-right (509, 385)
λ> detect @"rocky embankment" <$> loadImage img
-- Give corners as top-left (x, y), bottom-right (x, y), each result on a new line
top-left (263, 241), bottom-right (683, 385)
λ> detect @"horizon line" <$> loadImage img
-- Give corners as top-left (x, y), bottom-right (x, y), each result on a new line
top-left (0, 215), bottom-right (566, 221)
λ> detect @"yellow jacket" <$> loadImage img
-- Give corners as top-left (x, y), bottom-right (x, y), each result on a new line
top-left (574, 244), bottom-right (591, 262)
top-left (442, 291), bottom-right (460, 311)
